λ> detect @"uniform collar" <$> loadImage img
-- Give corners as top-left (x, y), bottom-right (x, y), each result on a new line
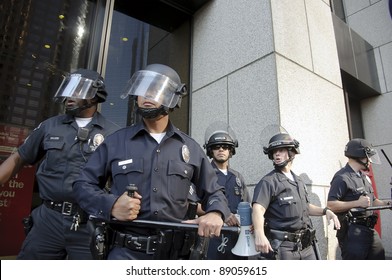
top-left (275, 169), bottom-right (302, 183)
top-left (130, 120), bottom-right (185, 142)
top-left (62, 112), bottom-right (105, 129)
top-left (345, 163), bottom-right (362, 178)
top-left (211, 160), bottom-right (232, 174)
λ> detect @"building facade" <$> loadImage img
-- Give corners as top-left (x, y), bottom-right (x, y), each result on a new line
top-left (0, 0), bottom-right (391, 259)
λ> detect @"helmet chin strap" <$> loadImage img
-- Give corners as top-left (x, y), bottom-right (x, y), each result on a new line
top-left (65, 100), bottom-right (94, 116)
top-left (355, 158), bottom-right (370, 171)
top-left (272, 149), bottom-right (295, 169)
top-left (137, 105), bottom-right (168, 119)
top-left (273, 157), bottom-right (294, 169)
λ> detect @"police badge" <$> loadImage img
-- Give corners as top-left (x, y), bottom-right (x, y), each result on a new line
top-left (182, 145), bottom-right (190, 163)
top-left (235, 176), bottom-right (242, 187)
top-left (90, 134), bottom-right (104, 151)
top-left (235, 176), bottom-right (242, 196)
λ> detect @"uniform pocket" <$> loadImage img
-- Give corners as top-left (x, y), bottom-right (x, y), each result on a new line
top-left (42, 139), bottom-right (65, 172)
top-left (111, 158), bottom-right (143, 193)
top-left (167, 160), bottom-right (193, 201)
top-left (277, 195), bottom-right (299, 219)
top-left (277, 195), bottom-right (295, 205)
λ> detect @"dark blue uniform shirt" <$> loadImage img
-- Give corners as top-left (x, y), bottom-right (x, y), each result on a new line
top-left (211, 161), bottom-right (249, 214)
top-left (17, 112), bottom-right (120, 202)
top-left (252, 169), bottom-right (311, 231)
top-left (73, 121), bottom-right (231, 222)
top-left (207, 162), bottom-right (249, 260)
top-left (328, 163), bottom-right (376, 218)
top-left (328, 164), bottom-right (385, 260)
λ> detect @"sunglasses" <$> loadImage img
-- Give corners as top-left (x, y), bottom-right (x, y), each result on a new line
top-left (212, 144), bottom-right (230, 150)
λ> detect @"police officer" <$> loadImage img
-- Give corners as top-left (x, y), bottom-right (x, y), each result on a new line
top-left (72, 64), bottom-right (231, 260)
top-left (327, 138), bottom-right (392, 260)
top-left (202, 121), bottom-right (250, 260)
top-left (252, 127), bottom-right (340, 260)
top-left (0, 69), bottom-right (120, 259)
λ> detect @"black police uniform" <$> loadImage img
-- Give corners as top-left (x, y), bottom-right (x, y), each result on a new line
top-left (73, 120), bottom-right (231, 260)
top-left (328, 163), bottom-right (385, 259)
top-left (207, 161), bottom-right (249, 260)
top-left (17, 112), bottom-right (120, 259)
top-left (252, 169), bottom-right (316, 260)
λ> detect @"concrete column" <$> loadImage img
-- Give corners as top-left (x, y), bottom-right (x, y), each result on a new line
top-left (191, 0), bottom-right (348, 259)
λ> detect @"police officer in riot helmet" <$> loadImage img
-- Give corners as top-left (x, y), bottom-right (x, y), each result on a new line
top-left (205, 130), bottom-right (237, 158)
top-left (201, 122), bottom-right (250, 260)
top-left (344, 138), bottom-right (378, 171)
top-left (263, 133), bottom-right (300, 169)
top-left (55, 69), bottom-right (108, 117)
top-left (128, 63), bottom-right (187, 119)
top-left (327, 138), bottom-right (392, 260)
top-left (73, 64), bottom-right (231, 260)
top-left (0, 69), bottom-right (120, 259)
top-left (252, 126), bottom-right (340, 260)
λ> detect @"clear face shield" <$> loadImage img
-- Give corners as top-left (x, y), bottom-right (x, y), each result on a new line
top-left (121, 70), bottom-right (185, 109)
top-left (365, 147), bottom-right (381, 165)
top-left (53, 73), bottom-right (101, 102)
top-left (260, 125), bottom-right (289, 153)
top-left (204, 121), bottom-right (238, 146)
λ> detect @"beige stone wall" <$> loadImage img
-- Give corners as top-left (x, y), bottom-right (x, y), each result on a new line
top-left (190, 0), bottom-right (349, 259)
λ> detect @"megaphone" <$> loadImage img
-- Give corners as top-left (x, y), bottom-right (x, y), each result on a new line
top-left (231, 202), bottom-right (259, 257)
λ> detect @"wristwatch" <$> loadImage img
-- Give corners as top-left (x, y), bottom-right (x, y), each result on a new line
top-left (323, 207), bottom-right (330, 215)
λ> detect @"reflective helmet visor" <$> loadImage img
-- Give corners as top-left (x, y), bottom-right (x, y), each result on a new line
top-left (53, 73), bottom-right (99, 102)
top-left (121, 70), bottom-right (181, 108)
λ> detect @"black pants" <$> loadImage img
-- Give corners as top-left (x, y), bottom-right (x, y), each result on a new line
top-left (259, 240), bottom-right (316, 260)
top-left (206, 232), bottom-right (247, 260)
top-left (276, 241), bottom-right (316, 260)
top-left (340, 224), bottom-right (385, 260)
top-left (17, 204), bottom-right (93, 260)
top-left (108, 246), bottom-right (154, 260)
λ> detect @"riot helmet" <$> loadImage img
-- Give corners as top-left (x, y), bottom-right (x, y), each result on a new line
top-left (53, 69), bottom-right (107, 115)
top-left (54, 69), bottom-right (107, 103)
top-left (121, 64), bottom-right (187, 119)
top-left (204, 121), bottom-right (238, 158)
top-left (344, 138), bottom-right (380, 170)
top-left (263, 133), bottom-right (300, 168)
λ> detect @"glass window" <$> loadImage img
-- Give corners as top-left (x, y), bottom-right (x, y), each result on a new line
top-left (100, 11), bottom-right (149, 127)
top-left (0, 0), bottom-right (105, 129)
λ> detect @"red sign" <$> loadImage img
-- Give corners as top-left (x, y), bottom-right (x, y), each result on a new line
top-left (0, 124), bottom-right (35, 257)
top-left (0, 164), bottom-right (35, 257)
top-left (363, 165), bottom-right (381, 236)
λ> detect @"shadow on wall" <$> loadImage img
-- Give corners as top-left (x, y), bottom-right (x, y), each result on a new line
top-left (299, 173), bottom-right (328, 260)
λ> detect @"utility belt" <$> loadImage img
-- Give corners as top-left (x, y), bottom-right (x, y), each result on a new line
top-left (267, 228), bottom-right (315, 249)
top-left (347, 215), bottom-right (378, 229)
top-left (112, 231), bottom-right (161, 254)
top-left (43, 200), bottom-right (88, 223)
top-left (44, 200), bottom-right (79, 215)
top-left (109, 227), bottom-right (194, 259)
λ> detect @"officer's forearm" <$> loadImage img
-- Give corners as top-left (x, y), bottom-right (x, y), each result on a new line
top-left (327, 200), bottom-right (361, 213)
top-left (0, 152), bottom-right (25, 184)
top-left (373, 199), bottom-right (392, 207)
top-left (252, 203), bottom-right (266, 235)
